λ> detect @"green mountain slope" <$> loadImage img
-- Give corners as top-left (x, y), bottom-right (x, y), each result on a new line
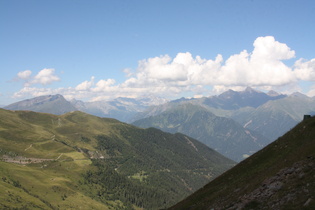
top-left (0, 108), bottom-right (234, 209)
top-left (170, 117), bottom-right (315, 210)
top-left (133, 103), bottom-right (269, 162)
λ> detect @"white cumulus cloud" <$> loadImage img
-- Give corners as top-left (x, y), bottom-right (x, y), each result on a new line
top-left (251, 36), bottom-right (295, 60)
top-left (75, 76), bottom-right (95, 91)
top-left (17, 70), bottom-right (32, 80)
top-left (121, 36), bottom-right (298, 95)
top-left (294, 58), bottom-right (315, 81)
top-left (92, 79), bottom-right (116, 92)
top-left (31, 68), bottom-right (60, 85)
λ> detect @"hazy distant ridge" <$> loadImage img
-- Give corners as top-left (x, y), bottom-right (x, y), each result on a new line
top-left (4, 94), bottom-right (77, 115)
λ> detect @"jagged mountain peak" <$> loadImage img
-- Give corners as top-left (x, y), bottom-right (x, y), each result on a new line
top-left (219, 89), bottom-right (237, 97)
top-left (267, 90), bottom-right (280, 96)
top-left (205, 87), bottom-right (286, 109)
top-left (243, 86), bottom-right (260, 94)
top-left (218, 87), bottom-right (262, 100)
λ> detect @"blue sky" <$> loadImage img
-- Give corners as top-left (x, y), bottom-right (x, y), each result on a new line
top-left (1, 0), bottom-right (315, 105)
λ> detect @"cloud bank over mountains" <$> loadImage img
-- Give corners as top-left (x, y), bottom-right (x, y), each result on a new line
top-left (13, 36), bottom-right (315, 101)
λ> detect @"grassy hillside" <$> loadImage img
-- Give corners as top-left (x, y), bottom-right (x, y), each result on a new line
top-left (170, 116), bottom-right (315, 210)
top-left (0, 108), bottom-right (234, 209)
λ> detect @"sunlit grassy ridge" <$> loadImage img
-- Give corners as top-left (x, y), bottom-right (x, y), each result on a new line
top-left (0, 108), bottom-right (234, 209)
top-left (0, 109), bottom-right (134, 209)
top-left (0, 161), bottom-right (107, 209)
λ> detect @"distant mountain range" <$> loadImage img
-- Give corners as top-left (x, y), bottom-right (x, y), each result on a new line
top-left (132, 88), bottom-right (315, 161)
top-left (131, 87), bottom-right (290, 122)
top-left (4, 87), bottom-right (315, 162)
top-left (170, 116), bottom-right (315, 210)
top-left (70, 96), bottom-right (168, 122)
top-left (4, 95), bottom-right (167, 122)
top-left (0, 109), bottom-right (233, 209)
top-left (134, 88), bottom-right (314, 141)
top-left (200, 89), bottom-right (315, 141)
top-left (201, 87), bottom-right (287, 110)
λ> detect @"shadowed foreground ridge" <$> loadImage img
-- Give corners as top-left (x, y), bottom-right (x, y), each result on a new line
top-left (170, 116), bottom-right (315, 210)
